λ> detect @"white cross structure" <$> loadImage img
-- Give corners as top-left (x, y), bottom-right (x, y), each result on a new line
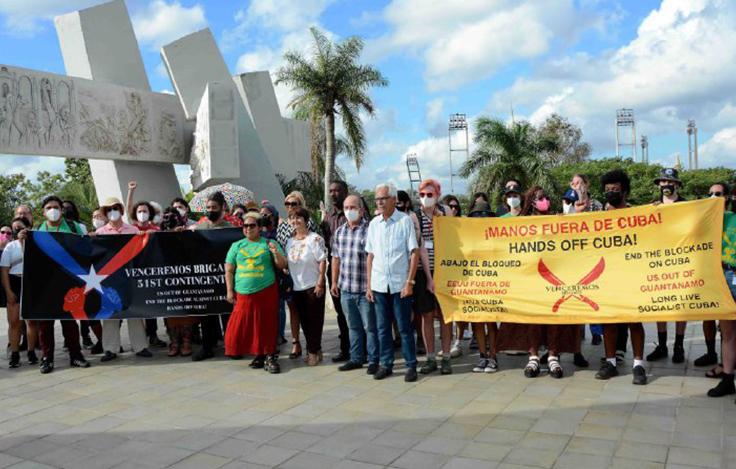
top-left (0, 0), bottom-right (310, 210)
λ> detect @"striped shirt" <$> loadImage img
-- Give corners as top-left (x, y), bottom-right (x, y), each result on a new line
top-left (419, 210), bottom-right (435, 272)
top-left (276, 218), bottom-right (318, 251)
top-left (331, 220), bottom-right (369, 293)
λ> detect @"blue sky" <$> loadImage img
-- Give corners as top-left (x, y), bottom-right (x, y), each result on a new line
top-left (1, 0), bottom-right (735, 195)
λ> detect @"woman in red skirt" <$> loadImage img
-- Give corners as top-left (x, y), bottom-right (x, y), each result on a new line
top-left (225, 212), bottom-right (287, 373)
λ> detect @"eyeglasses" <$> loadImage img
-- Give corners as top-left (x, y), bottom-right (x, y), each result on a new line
top-left (284, 201), bottom-right (300, 207)
top-left (418, 192), bottom-right (434, 198)
top-left (375, 196), bottom-right (390, 203)
top-left (243, 223), bottom-right (258, 229)
top-left (709, 192), bottom-right (724, 197)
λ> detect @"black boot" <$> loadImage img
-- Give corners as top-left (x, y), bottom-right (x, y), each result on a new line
top-left (9, 351), bottom-right (20, 368)
top-left (646, 344), bottom-right (668, 361)
top-left (708, 374), bottom-right (735, 397)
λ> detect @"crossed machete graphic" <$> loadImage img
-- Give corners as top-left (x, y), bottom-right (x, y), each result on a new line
top-left (537, 257), bottom-right (606, 312)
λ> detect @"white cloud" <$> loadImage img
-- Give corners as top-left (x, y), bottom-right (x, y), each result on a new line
top-left (0, 0), bottom-right (101, 36)
top-left (239, 0), bottom-right (334, 33)
top-left (345, 122), bottom-right (477, 194)
top-left (485, 0), bottom-right (736, 164)
top-left (700, 127), bottom-right (736, 168)
top-left (0, 156), bottom-right (65, 180)
top-left (174, 164), bottom-right (192, 193)
top-left (368, 0), bottom-right (592, 91)
top-left (425, 98), bottom-right (445, 136)
top-left (229, 2), bottom-right (335, 116)
top-left (132, 0), bottom-right (206, 51)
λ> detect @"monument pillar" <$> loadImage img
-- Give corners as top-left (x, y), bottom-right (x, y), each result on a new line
top-left (55, 0), bottom-right (182, 207)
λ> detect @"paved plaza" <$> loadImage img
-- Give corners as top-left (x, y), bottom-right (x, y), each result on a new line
top-left (0, 308), bottom-right (733, 469)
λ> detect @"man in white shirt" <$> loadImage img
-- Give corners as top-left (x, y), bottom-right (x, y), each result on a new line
top-left (366, 183), bottom-right (420, 382)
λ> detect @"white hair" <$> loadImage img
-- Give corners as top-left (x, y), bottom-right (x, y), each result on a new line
top-left (375, 182), bottom-right (397, 198)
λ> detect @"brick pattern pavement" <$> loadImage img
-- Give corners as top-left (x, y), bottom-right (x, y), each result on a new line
top-left (0, 308), bottom-right (733, 469)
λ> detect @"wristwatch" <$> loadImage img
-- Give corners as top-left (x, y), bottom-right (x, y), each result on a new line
top-left (406, 279), bottom-right (416, 285)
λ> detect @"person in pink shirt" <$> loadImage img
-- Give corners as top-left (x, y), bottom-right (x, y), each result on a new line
top-left (131, 201), bottom-right (161, 232)
top-left (95, 197), bottom-right (151, 362)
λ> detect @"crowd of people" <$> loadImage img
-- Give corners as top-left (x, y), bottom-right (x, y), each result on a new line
top-left (2, 167), bottom-right (736, 403)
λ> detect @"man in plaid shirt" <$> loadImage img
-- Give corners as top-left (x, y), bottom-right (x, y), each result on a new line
top-left (330, 194), bottom-right (378, 373)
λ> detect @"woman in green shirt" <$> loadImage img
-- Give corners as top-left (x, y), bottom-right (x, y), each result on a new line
top-left (224, 212), bottom-right (287, 373)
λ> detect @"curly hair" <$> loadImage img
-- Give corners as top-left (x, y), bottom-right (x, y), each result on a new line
top-left (601, 169), bottom-right (631, 195)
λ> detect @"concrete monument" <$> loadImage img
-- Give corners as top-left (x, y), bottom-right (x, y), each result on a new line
top-left (0, 0), bottom-right (309, 211)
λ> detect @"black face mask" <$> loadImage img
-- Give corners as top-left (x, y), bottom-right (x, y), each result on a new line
top-left (207, 210), bottom-right (221, 222)
top-left (162, 215), bottom-right (179, 230)
top-left (12, 229), bottom-right (21, 238)
top-left (63, 207), bottom-right (75, 219)
top-left (660, 185), bottom-right (676, 198)
top-left (605, 191), bottom-right (623, 207)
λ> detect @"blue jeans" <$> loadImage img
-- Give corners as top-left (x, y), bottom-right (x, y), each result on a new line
top-left (341, 292), bottom-right (378, 365)
top-left (590, 324), bottom-right (603, 336)
top-left (373, 291), bottom-right (416, 369)
top-left (725, 269), bottom-right (736, 298)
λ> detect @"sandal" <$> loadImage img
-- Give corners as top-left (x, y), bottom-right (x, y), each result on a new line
top-left (706, 364), bottom-right (725, 379)
top-left (524, 355), bottom-right (540, 378)
top-left (289, 340), bottom-right (302, 359)
top-left (548, 355), bottom-right (564, 379)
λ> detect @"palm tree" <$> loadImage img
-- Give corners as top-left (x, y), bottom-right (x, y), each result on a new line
top-left (276, 27), bottom-right (388, 209)
top-left (459, 117), bottom-right (559, 203)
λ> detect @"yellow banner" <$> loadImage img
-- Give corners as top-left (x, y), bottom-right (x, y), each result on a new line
top-left (435, 198), bottom-right (736, 324)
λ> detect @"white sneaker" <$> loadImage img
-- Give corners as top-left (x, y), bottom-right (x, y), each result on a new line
top-left (463, 329), bottom-right (473, 340)
top-left (450, 341), bottom-right (462, 358)
top-left (472, 358), bottom-right (488, 373)
top-left (485, 357), bottom-right (498, 373)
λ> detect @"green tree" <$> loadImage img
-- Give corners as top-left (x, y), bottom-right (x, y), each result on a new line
top-left (276, 27), bottom-right (388, 209)
top-left (64, 158), bottom-right (93, 185)
top-left (537, 113), bottom-right (591, 166)
top-left (459, 117), bottom-right (559, 206)
top-left (551, 158), bottom-right (736, 207)
top-left (0, 158), bottom-right (99, 226)
top-left (0, 174), bottom-right (32, 225)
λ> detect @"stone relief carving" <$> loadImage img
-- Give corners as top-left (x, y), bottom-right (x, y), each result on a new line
top-left (158, 110), bottom-right (182, 161)
top-left (0, 65), bottom-right (187, 164)
top-left (79, 91), bottom-right (151, 156)
top-left (0, 66), bottom-right (76, 151)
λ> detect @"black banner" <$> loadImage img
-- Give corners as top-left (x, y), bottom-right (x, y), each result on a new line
top-left (21, 228), bottom-right (244, 320)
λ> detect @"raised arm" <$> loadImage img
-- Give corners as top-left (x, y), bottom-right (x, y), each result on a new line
top-left (126, 181), bottom-right (137, 221)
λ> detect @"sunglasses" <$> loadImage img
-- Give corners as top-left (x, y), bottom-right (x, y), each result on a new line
top-left (243, 223), bottom-right (258, 229)
top-left (284, 201), bottom-right (300, 207)
top-left (418, 192), bottom-right (434, 198)
top-left (449, 204), bottom-right (459, 209)
top-left (709, 192), bottom-right (724, 197)
top-left (0, 230), bottom-right (12, 235)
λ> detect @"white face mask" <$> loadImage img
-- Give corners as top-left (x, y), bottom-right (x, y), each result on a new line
top-left (92, 218), bottom-right (106, 229)
top-left (420, 196), bottom-right (436, 209)
top-left (507, 197), bottom-right (521, 209)
top-left (137, 211), bottom-right (150, 223)
top-left (108, 210), bottom-right (121, 222)
top-left (563, 203), bottom-right (575, 214)
top-left (345, 209), bottom-right (360, 222)
top-left (176, 207), bottom-right (187, 218)
top-left (45, 208), bottom-right (61, 222)
top-left (153, 214), bottom-right (162, 225)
